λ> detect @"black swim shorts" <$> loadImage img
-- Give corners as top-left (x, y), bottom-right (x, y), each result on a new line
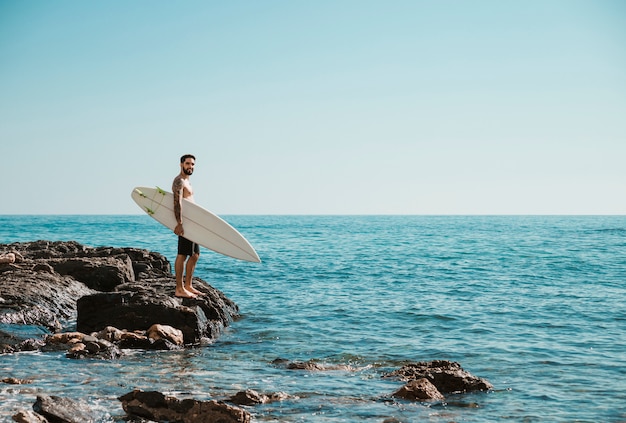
top-left (177, 236), bottom-right (200, 256)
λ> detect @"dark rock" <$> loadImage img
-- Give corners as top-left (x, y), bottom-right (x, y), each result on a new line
top-left (1, 241), bottom-right (240, 350)
top-left (50, 256), bottom-right (134, 292)
top-left (392, 378), bottom-right (445, 401)
top-left (146, 323), bottom-right (184, 345)
top-left (43, 325), bottom-right (188, 357)
top-left (1, 329), bottom-right (24, 353)
top-left (2, 377), bottom-right (31, 384)
top-left (12, 410), bottom-right (48, 422)
top-left (273, 358), bottom-right (354, 371)
top-left (119, 389), bottom-right (250, 423)
top-left (0, 269), bottom-right (95, 332)
top-left (229, 389), bottom-right (269, 405)
top-left (384, 360), bottom-right (493, 393)
top-left (77, 275), bottom-right (239, 345)
top-left (32, 394), bottom-right (94, 423)
top-left (229, 389), bottom-right (291, 405)
top-left (77, 290), bottom-right (203, 345)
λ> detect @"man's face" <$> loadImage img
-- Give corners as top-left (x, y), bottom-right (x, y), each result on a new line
top-left (182, 158), bottom-right (195, 175)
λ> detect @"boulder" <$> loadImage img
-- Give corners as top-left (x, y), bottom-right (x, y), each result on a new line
top-left (11, 410), bottom-right (48, 423)
top-left (384, 360), bottom-right (493, 393)
top-left (392, 378), bottom-right (445, 401)
top-left (32, 394), bottom-right (95, 423)
top-left (119, 389), bottom-right (250, 423)
top-left (0, 269), bottom-right (95, 332)
top-left (147, 323), bottom-right (184, 346)
top-left (229, 389), bottom-right (291, 405)
top-left (0, 241), bottom-right (240, 350)
top-left (272, 358), bottom-right (354, 371)
top-left (75, 282), bottom-right (235, 345)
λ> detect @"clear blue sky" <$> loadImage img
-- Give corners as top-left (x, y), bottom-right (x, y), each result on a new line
top-left (1, 0), bottom-right (624, 214)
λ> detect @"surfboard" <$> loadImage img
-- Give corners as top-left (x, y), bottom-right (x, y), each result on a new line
top-left (131, 186), bottom-right (260, 263)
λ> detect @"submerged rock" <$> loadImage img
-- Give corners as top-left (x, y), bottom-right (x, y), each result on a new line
top-left (385, 360), bottom-right (493, 394)
top-left (392, 378), bottom-right (445, 401)
top-left (119, 389), bottom-right (251, 423)
top-left (272, 358), bottom-right (355, 371)
top-left (229, 389), bottom-right (291, 405)
top-left (32, 394), bottom-right (95, 423)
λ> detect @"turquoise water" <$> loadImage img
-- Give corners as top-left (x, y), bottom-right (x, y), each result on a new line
top-left (1, 215), bottom-right (625, 422)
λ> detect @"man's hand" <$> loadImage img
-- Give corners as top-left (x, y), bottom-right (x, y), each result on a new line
top-left (174, 223), bottom-right (184, 236)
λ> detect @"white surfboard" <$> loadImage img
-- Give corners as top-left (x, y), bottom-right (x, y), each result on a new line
top-left (131, 186), bottom-right (260, 263)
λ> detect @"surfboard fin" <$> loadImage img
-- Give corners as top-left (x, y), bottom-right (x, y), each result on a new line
top-left (145, 207), bottom-right (155, 215)
top-left (134, 188), bottom-right (147, 198)
top-left (156, 186), bottom-right (167, 196)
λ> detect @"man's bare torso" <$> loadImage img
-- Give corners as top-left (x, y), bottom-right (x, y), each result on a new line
top-left (173, 175), bottom-right (195, 203)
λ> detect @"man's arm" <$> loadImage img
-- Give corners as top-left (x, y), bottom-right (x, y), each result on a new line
top-left (173, 178), bottom-right (184, 235)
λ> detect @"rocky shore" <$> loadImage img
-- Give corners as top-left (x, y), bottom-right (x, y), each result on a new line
top-left (1, 241), bottom-right (493, 422)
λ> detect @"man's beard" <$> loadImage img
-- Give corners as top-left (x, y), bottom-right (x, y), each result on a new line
top-left (184, 168), bottom-right (193, 175)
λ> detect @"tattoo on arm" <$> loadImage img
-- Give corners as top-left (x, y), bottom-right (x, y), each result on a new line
top-left (173, 178), bottom-right (183, 223)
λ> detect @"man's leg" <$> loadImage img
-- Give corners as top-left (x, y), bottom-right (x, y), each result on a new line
top-left (184, 252), bottom-right (201, 295)
top-left (175, 254), bottom-right (196, 298)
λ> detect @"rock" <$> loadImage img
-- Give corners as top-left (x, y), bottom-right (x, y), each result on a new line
top-left (392, 378), bottom-right (445, 401)
top-left (94, 326), bottom-right (124, 342)
top-left (12, 410), bottom-right (48, 423)
top-left (50, 256), bottom-right (135, 292)
top-left (1, 329), bottom-right (45, 353)
top-left (46, 332), bottom-right (86, 344)
top-left (384, 360), bottom-right (493, 393)
top-left (66, 337), bottom-right (121, 360)
top-left (76, 291), bottom-right (202, 345)
top-left (229, 389), bottom-right (291, 405)
top-left (272, 358), bottom-right (354, 371)
top-left (0, 269), bottom-right (95, 332)
top-left (32, 394), bottom-right (95, 423)
top-left (119, 389), bottom-right (250, 423)
top-left (2, 377), bottom-right (31, 385)
top-left (147, 324), bottom-right (184, 346)
top-left (76, 277), bottom-right (239, 345)
top-left (229, 389), bottom-right (269, 405)
top-left (0, 241), bottom-right (240, 350)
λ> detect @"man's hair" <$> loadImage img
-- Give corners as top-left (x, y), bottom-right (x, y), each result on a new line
top-left (180, 154), bottom-right (196, 163)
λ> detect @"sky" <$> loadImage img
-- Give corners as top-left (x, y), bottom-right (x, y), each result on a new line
top-left (1, 0), bottom-right (625, 215)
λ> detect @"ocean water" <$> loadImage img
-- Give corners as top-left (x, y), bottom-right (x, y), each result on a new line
top-left (0, 215), bottom-right (625, 422)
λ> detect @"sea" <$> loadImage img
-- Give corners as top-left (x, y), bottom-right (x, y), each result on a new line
top-left (0, 215), bottom-right (625, 422)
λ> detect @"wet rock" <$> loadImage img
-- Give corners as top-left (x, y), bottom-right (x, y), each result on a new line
top-left (147, 323), bottom-right (184, 346)
top-left (94, 326), bottom-right (124, 342)
top-left (119, 389), bottom-right (250, 423)
top-left (384, 360), bottom-right (493, 393)
top-left (12, 409), bottom-right (48, 423)
top-left (273, 358), bottom-right (354, 371)
top-left (76, 290), bottom-right (207, 345)
top-left (50, 256), bottom-right (135, 292)
top-left (66, 337), bottom-right (121, 360)
top-left (42, 325), bottom-right (188, 358)
top-left (0, 329), bottom-right (45, 353)
top-left (2, 377), bottom-right (31, 385)
top-left (229, 389), bottom-right (291, 405)
top-left (0, 241), bottom-right (240, 351)
top-left (0, 269), bottom-right (95, 332)
top-left (392, 378), bottom-right (445, 401)
top-left (32, 394), bottom-right (95, 423)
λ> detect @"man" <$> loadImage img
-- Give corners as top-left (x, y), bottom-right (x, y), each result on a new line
top-left (172, 154), bottom-right (203, 298)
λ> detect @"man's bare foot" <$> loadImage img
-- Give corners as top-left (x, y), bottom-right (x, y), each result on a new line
top-left (186, 286), bottom-right (204, 296)
top-left (175, 288), bottom-right (197, 299)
